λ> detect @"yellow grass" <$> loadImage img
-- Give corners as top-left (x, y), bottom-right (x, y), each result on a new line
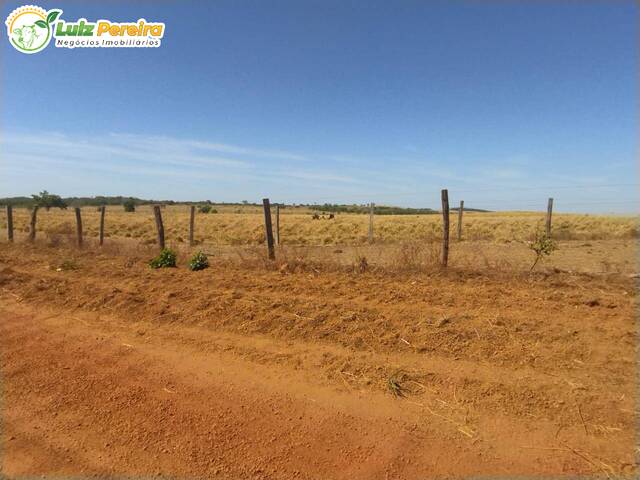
top-left (1, 205), bottom-right (637, 246)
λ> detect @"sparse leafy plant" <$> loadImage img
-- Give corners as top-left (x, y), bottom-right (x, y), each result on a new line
top-left (188, 251), bottom-right (209, 271)
top-left (149, 248), bottom-right (177, 269)
top-left (387, 371), bottom-right (407, 398)
top-left (32, 190), bottom-right (67, 210)
top-left (528, 231), bottom-right (557, 271)
top-left (198, 205), bottom-right (212, 214)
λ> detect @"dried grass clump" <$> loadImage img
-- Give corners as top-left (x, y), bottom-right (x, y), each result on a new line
top-left (389, 242), bottom-right (440, 272)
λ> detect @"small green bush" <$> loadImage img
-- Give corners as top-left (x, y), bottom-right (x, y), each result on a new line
top-left (198, 205), bottom-right (211, 213)
top-left (188, 251), bottom-right (209, 271)
top-left (528, 232), bottom-right (557, 271)
top-left (149, 248), bottom-right (177, 269)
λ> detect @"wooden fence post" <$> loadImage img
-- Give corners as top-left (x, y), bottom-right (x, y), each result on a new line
top-left (545, 198), bottom-right (553, 237)
top-left (28, 206), bottom-right (38, 242)
top-left (189, 205), bottom-right (195, 246)
top-left (441, 189), bottom-right (450, 267)
top-left (368, 202), bottom-right (374, 243)
top-left (74, 207), bottom-right (83, 247)
top-left (6, 205), bottom-right (13, 242)
top-left (153, 205), bottom-right (165, 250)
top-left (457, 200), bottom-right (464, 241)
top-left (262, 198), bottom-right (275, 260)
top-left (275, 204), bottom-right (280, 246)
top-left (99, 205), bottom-right (105, 246)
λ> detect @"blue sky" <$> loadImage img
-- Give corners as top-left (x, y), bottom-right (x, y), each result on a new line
top-left (1, 0), bottom-right (637, 212)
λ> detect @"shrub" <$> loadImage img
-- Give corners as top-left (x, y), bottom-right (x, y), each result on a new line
top-left (198, 205), bottom-right (211, 214)
top-left (528, 231), bottom-right (557, 271)
top-left (32, 190), bottom-right (67, 210)
top-left (188, 251), bottom-right (209, 271)
top-left (123, 199), bottom-right (136, 212)
top-left (149, 248), bottom-right (177, 269)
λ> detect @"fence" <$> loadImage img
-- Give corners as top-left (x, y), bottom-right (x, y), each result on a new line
top-left (2, 190), bottom-right (561, 268)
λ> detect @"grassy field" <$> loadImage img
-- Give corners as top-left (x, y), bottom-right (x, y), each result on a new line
top-left (2, 204), bottom-right (637, 246)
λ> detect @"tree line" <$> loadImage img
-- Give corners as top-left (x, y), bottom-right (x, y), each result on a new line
top-left (0, 193), bottom-right (491, 214)
top-left (308, 203), bottom-right (490, 215)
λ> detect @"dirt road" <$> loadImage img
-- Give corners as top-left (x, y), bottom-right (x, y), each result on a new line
top-left (0, 302), bottom-right (495, 478)
top-left (0, 244), bottom-right (636, 478)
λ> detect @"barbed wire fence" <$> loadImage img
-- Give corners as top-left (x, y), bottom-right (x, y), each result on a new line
top-left (2, 182), bottom-right (637, 268)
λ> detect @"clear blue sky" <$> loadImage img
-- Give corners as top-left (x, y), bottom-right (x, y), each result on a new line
top-left (1, 0), bottom-right (637, 212)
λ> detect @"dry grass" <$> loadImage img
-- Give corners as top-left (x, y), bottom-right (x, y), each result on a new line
top-left (1, 205), bottom-right (637, 247)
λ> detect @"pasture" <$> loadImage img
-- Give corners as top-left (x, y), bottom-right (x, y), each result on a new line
top-left (2, 204), bottom-right (637, 246)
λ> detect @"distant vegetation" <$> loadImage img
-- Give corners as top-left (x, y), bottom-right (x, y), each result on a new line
top-left (0, 196), bottom-right (489, 214)
top-left (308, 203), bottom-right (490, 215)
top-left (198, 205), bottom-right (218, 214)
top-left (31, 191), bottom-right (68, 211)
top-left (308, 203), bottom-right (437, 215)
top-left (0, 196), bottom-right (259, 208)
top-left (123, 199), bottom-right (136, 212)
top-left (0, 195), bottom-right (157, 208)
top-left (0, 195), bottom-right (239, 208)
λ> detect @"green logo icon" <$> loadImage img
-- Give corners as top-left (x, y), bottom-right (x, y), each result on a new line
top-left (6, 6), bottom-right (61, 54)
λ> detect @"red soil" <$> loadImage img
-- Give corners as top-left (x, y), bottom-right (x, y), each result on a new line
top-left (0, 243), bottom-right (636, 478)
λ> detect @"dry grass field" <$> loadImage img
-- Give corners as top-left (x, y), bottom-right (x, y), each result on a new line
top-left (0, 205), bottom-right (637, 478)
top-left (2, 204), bottom-right (637, 246)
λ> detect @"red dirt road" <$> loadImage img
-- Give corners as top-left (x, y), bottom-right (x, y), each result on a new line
top-left (1, 300), bottom-right (633, 479)
top-left (0, 244), bottom-right (637, 478)
top-left (1, 302), bottom-right (494, 479)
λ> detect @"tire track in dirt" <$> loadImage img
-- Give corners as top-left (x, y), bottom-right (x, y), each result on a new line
top-left (2, 253), bottom-right (634, 431)
top-left (2, 305), bottom-right (500, 479)
top-left (2, 300), bottom-right (633, 477)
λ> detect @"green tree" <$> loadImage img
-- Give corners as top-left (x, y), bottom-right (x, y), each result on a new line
top-left (31, 191), bottom-right (67, 211)
top-left (123, 199), bottom-right (136, 212)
